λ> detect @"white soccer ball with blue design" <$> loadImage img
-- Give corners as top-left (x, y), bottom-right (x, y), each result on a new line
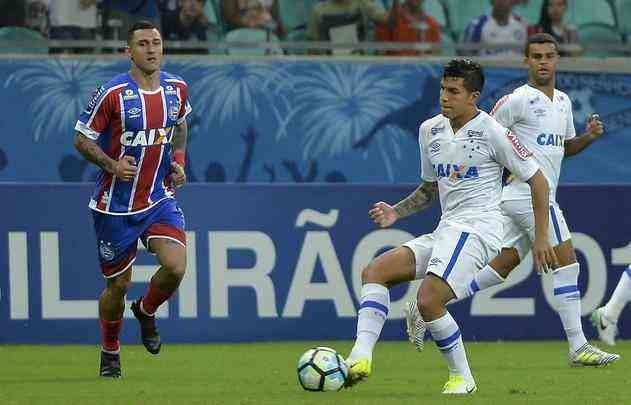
top-left (297, 346), bottom-right (348, 391)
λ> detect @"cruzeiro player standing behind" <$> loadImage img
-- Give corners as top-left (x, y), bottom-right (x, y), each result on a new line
top-left (345, 59), bottom-right (556, 394)
top-left (73, 20), bottom-right (192, 378)
top-left (405, 33), bottom-right (620, 366)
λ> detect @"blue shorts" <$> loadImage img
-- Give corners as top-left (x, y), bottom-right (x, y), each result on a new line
top-left (92, 198), bottom-right (186, 278)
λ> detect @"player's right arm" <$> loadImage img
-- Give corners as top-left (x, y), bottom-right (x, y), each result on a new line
top-left (369, 181), bottom-right (438, 228)
top-left (74, 85), bottom-right (137, 181)
top-left (73, 133), bottom-right (137, 181)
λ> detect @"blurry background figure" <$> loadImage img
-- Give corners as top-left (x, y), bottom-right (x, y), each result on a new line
top-left (162, 0), bottom-right (211, 53)
top-left (529, 0), bottom-right (580, 56)
top-left (375, 0), bottom-right (440, 56)
top-left (0, 0), bottom-right (26, 28)
top-left (307, 0), bottom-right (390, 55)
top-left (102, 0), bottom-right (161, 40)
top-left (223, 0), bottom-right (284, 38)
top-left (49, 0), bottom-right (98, 53)
top-left (463, 0), bottom-right (527, 56)
top-left (25, 0), bottom-right (49, 36)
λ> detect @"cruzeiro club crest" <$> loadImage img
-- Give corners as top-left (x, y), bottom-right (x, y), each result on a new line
top-left (99, 240), bottom-right (115, 261)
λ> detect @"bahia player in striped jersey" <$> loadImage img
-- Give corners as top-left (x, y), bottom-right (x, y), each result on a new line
top-left (74, 20), bottom-right (192, 378)
top-left (406, 33), bottom-right (619, 367)
top-left (345, 59), bottom-right (557, 394)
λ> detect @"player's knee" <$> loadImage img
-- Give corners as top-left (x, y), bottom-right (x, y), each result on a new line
top-left (361, 261), bottom-right (385, 285)
top-left (417, 288), bottom-right (439, 318)
top-left (162, 255), bottom-right (187, 280)
top-left (107, 277), bottom-right (132, 297)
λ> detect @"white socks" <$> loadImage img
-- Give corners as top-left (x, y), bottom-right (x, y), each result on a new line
top-left (552, 263), bottom-right (587, 352)
top-left (603, 265), bottom-right (631, 322)
top-left (464, 264), bottom-right (505, 298)
top-left (426, 311), bottom-right (474, 382)
top-left (348, 283), bottom-right (390, 363)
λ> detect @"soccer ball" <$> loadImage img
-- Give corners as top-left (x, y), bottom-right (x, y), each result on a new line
top-left (296, 347), bottom-right (348, 392)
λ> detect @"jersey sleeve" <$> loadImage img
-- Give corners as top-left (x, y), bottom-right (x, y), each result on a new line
top-left (489, 125), bottom-right (539, 182)
top-left (176, 82), bottom-right (193, 125)
top-left (74, 86), bottom-right (115, 140)
top-left (490, 93), bottom-right (521, 128)
top-left (419, 124), bottom-right (436, 182)
top-left (565, 99), bottom-right (577, 140)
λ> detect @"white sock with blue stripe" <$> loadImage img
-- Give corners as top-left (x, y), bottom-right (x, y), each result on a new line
top-left (426, 311), bottom-right (473, 382)
top-left (348, 283), bottom-right (390, 363)
top-left (464, 264), bottom-right (505, 298)
top-left (603, 265), bottom-right (631, 322)
top-left (552, 262), bottom-right (587, 352)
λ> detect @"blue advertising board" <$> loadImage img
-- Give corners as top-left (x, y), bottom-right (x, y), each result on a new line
top-left (0, 58), bottom-right (629, 184)
top-left (1, 184), bottom-right (630, 344)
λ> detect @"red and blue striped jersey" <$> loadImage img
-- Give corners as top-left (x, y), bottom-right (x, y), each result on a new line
top-left (75, 71), bottom-right (192, 215)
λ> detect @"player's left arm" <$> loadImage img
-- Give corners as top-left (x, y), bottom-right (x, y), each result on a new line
top-left (526, 170), bottom-right (558, 273)
top-left (490, 127), bottom-right (558, 272)
top-left (170, 120), bottom-right (187, 188)
top-left (564, 114), bottom-right (604, 157)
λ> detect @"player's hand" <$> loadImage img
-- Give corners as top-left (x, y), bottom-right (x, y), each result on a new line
top-left (171, 162), bottom-right (186, 189)
top-left (114, 155), bottom-right (137, 181)
top-left (585, 113), bottom-right (604, 139)
top-left (532, 237), bottom-right (558, 274)
top-left (369, 201), bottom-right (399, 228)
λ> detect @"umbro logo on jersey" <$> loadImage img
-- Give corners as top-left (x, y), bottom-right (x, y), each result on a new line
top-left (120, 127), bottom-right (173, 147)
top-left (534, 108), bottom-right (546, 117)
top-left (127, 107), bottom-right (142, 118)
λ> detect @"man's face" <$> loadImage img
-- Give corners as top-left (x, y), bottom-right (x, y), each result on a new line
top-left (181, 0), bottom-right (204, 18)
top-left (439, 77), bottom-right (477, 119)
top-left (128, 29), bottom-right (163, 74)
top-left (491, 0), bottom-right (514, 15)
top-left (525, 42), bottom-right (559, 86)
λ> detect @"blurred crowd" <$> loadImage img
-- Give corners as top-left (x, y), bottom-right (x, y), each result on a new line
top-left (0, 0), bottom-right (620, 56)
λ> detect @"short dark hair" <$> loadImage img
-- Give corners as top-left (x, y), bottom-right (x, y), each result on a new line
top-left (442, 58), bottom-right (484, 93)
top-left (127, 20), bottom-right (160, 44)
top-left (525, 33), bottom-right (559, 56)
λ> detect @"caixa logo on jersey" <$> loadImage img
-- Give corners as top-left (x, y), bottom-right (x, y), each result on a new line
top-left (120, 127), bottom-right (174, 147)
top-left (537, 133), bottom-right (564, 147)
top-left (433, 163), bottom-right (479, 180)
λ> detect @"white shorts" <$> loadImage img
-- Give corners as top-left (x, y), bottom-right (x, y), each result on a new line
top-left (501, 199), bottom-right (572, 259)
top-left (402, 224), bottom-right (499, 299)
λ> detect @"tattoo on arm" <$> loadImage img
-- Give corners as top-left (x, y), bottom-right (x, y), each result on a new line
top-left (172, 121), bottom-right (188, 153)
top-left (394, 181), bottom-right (438, 219)
top-left (73, 133), bottom-right (117, 174)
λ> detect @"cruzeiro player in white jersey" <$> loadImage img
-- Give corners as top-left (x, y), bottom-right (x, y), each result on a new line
top-left (405, 33), bottom-right (619, 366)
top-left (344, 58), bottom-right (557, 394)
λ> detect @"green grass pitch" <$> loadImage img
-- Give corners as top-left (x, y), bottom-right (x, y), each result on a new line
top-left (1, 341), bottom-right (629, 404)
